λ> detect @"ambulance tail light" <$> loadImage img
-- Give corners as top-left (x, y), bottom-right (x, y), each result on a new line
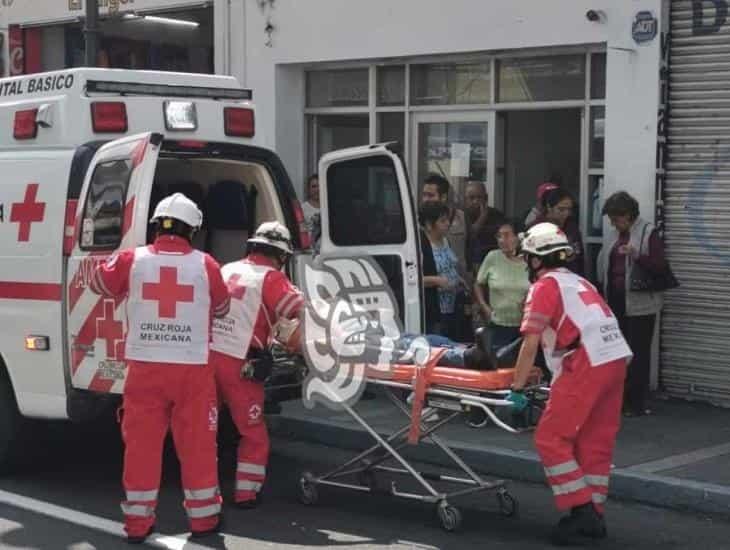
top-left (224, 107), bottom-right (255, 137)
top-left (14, 109), bottom-right (39, 140)
top-left (25, 335), bottom-right (50, 351)
top-left (291, 199), bottom-right (311, 249)
top-left (91, 102), bottom-right (128, 133)
top-left (63, 199), bottom-right (78, 256)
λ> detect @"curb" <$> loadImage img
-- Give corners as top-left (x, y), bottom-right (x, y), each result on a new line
top-left (270, 415), bottom-right (730, 518)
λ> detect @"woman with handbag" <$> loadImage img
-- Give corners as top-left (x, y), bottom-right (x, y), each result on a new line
top-left (597, 191), bottom-right (678, 417)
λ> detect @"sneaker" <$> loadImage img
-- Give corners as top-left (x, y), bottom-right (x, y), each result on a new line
top-left (234, 494), bottom-right (262, 510)
top-left (126, 525), bottom-right (154, 545)
top-left (550, 504), bottom-right (606, 546)
top-left (190, 514), bottom-right (223, 539)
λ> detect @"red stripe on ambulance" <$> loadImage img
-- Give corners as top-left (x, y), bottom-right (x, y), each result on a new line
top-left (0, 282), bottom-right (62, 301)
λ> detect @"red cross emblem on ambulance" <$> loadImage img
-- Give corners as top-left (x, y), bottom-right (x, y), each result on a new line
top-left (142, 266), bottom-right (194, 318)
top-left (96, 299), bottom-right (124, 360)
top-left (10, 183), bottom-right (46, 242)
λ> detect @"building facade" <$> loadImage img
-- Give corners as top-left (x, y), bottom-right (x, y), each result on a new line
top-left (8, 0), bottom-right (730, 407)
top-left (1, 0), bottom-right (214, 75)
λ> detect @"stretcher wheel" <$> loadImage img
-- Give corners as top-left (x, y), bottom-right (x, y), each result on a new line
top-left (496, 489), bottom-right (518, 517)
top-left (436, 502), bottom-right (462, 532)
top-left (298, 472), bottom-right (319, 505)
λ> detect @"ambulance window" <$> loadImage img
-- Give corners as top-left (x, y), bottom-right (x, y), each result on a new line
top-left (79, 159), bottom-right (133, 250)
top-left (327, 156), bottom-right (406, 246)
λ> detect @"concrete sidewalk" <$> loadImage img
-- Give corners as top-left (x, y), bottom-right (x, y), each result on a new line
top-left (269, 392), bottom-right (730, 517)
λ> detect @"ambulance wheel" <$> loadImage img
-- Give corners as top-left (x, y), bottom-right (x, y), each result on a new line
top-left (496, 489), bottom-right (518, 517)
top-left (0, 370), bottom-right (21, 474)
top-left (298, 472), bottom-right (318, 505)
top-left (436, 502), bottom-right (462, 532)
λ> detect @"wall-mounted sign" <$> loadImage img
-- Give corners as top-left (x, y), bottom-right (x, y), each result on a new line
top-left (632, 11), bottom-right (658, 44)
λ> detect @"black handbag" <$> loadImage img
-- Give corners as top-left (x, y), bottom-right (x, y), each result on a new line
top-left (629, 224), bottom-right (679, 292)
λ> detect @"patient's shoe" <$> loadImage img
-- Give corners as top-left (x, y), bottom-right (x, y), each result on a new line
top-left (463, 344), bottom-right (495, 371)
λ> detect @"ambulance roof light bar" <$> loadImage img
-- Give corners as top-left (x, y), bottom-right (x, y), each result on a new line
top-left (86, 80), bottom-right (252, 101)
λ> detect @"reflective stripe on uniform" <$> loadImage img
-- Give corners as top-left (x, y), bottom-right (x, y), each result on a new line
top-left (125, 489), bottom-right (158, 502)
top-left (585, 475), bottom-right (610, 486)
top-left (544, 460), bottom-right (580, 477)
top-left (184, 486), bottom-right (220, 500)
top-left (186, 502), bottom-right (222, 518)
top-left (236, 480), bottom-right (263, 492)
top-left (237, 462), bottom-right (266, 476)
top-left (121, 503), bottom-right (154, 517)
top-left (592, 493), bottom-right (607, 504)
top-left (550, 478), bottom-right (588, 496)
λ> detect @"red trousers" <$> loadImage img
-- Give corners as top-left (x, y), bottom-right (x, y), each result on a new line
top-left (212, 351), bottom-right (269, 504)
top-left (121, 361), bottom-right (221, 537)
top-left (534, 350), bottom-right (627, 514)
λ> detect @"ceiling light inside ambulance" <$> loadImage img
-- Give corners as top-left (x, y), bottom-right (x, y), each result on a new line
top-left (224, 107), bottom-right (255, 137)
top-left (13, 109), bottom-right (38, 140)
top-left (91, 102), bottom-right (128, 133)
top-left (164, 101), bottom-right (198, 131)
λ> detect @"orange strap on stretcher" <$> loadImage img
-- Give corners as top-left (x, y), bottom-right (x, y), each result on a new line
top-left (407, 348), bottom-right (447, 445)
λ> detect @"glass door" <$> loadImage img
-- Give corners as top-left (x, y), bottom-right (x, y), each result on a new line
top-left (410, 112), bottom-right (495, 209)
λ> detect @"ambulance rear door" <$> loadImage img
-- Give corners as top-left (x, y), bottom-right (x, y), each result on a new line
top-left (318, 144), bottom-right (423, 333)
top-left (66, 132), bottom-right (162, 395)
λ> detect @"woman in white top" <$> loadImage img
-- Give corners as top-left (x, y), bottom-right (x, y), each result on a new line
top-left (301, 173), bottom-right (320, 235)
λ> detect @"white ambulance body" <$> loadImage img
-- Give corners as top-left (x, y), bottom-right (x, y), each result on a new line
top-left (0, 68), bottom-right (422, 466)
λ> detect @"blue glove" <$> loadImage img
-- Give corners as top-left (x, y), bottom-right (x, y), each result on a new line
top-left (506, 390), bottom-right (529, 412)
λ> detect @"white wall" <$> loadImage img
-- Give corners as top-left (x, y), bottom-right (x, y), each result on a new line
top-left (603, 0), bottom-right (664, 224)
top-left (223, 0), bottom-right (664, 201)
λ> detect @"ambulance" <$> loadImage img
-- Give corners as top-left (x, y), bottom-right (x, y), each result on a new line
top-left (0, 68), bottom-right (423, 469)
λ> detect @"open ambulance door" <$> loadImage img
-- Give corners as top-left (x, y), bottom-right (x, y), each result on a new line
top-left (66, 132), bottom-right (162, 395)
top-left (318, 144), bottom-right (423, 334)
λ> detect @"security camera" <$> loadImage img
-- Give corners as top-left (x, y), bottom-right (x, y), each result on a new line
top-left (586, 9), bottom-right (606, 23)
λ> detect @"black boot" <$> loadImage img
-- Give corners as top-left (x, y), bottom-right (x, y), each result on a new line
top-left (550, 503), bottom-right (606, 546)
top-left (463, 343), bottom-right (495, 371)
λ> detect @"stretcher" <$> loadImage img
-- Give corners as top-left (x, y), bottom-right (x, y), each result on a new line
top-left (296, 349), bottom-right (548, 532)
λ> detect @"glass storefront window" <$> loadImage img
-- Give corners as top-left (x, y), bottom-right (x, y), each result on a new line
top-left (377, 66), bottom-right (405, 106)
top-left (63, 8), bottom-right (214, 73)
top-left (497, 55), bottom-right (586, 102)
top-left (410, 63), bottom-right (490, 106)
top-left (590, 106), bottom-right (605, 168)
top-left (590, 53), bottom-right (607, 100)
top-left (307, 69), bottom-right (369, 108)
top-left (417, 121), bottom-right (488, 204)
top-left (312, 114), bottom-right (369, 164)
top-left (378, 112), bottom-right (405, 146)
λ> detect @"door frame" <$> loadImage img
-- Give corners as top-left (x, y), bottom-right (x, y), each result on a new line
top-left (409, 111), bottom-right (497, 208)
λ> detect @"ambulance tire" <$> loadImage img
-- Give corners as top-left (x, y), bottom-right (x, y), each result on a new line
top-left (0, 368), bottom-right (22, 474)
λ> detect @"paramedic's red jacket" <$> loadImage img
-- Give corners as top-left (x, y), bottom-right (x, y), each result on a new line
top-left (90, 235), bottom-right (231, 349)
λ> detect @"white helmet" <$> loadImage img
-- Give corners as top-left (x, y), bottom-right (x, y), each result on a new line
top-left (248, 221), bottom-right (293, 254)
top-left (520, 222), bottom-right (573, 257)
top-left (151, 192), bottom-right (203, 230)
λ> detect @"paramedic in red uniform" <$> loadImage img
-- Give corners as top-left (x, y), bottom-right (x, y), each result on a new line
top-left (210, 221), bottom-right (304, 509)
top-left (507, 222), bottom-right (632, 546)
top-left (89, 193), bottom-right (230, 543)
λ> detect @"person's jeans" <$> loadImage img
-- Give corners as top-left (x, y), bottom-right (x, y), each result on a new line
top-left (397, 333), bottom-right (465, 366)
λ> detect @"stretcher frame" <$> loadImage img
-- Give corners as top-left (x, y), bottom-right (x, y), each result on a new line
top-left (295, 351), bottom-right (547, 532)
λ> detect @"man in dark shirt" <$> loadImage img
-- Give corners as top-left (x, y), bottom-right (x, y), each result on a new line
top-left (464, 181), bottom-right (506, 276)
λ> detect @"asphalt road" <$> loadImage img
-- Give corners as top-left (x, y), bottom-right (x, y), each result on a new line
top-left (0, 417), bottom-right (727, 549)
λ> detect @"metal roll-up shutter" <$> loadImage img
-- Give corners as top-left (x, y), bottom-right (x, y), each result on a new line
top-left (663, 0), bottom-right (730, 405)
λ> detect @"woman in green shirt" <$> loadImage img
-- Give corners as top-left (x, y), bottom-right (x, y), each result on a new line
top-left (473, 220), bottom-right (530, 363)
